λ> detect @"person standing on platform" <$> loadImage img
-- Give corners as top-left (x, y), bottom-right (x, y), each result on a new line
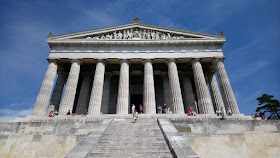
top-left (131, 104), bottom-right (135, 114)
top-left (139, 104), bottom-right (143, 114)
top-left (163, 104), bottom-right (167, 113)
top-left (221, 107), bottom-right (226, 120)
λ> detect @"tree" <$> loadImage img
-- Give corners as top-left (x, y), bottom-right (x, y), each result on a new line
top-left (256, 94), bottom-right (280, 119)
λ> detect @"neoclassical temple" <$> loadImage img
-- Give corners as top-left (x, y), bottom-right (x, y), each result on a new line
top-left (32, 18), bottom-right (240, 116)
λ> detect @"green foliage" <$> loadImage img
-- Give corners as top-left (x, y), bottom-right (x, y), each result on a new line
top-left (256, 94), bottom-right (280, 119)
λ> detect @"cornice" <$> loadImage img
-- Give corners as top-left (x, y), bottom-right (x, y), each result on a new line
top-left (47, 38), bottom-right (225, 46)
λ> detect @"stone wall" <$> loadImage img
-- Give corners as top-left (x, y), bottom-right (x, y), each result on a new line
top-left (0, 119), bottom-right (104, 158)
top-left (171, 119), bottom-right (280, 158)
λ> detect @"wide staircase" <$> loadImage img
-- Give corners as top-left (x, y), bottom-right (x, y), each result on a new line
top-left (89, 118), bottom-right (173, 158)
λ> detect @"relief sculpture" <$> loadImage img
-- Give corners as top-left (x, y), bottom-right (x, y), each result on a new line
top-left (85, 28), bottom-right (194, 40)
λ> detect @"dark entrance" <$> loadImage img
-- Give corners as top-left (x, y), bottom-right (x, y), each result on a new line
top-left (130, 94), bottom-right (143, 113)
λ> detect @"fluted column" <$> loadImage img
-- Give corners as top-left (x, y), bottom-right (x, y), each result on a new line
top-left (167, 59), bottom-right (184, 114)
top-left (215, 58), bottom-right (240, 114)
top-left (143, 59), bottom-right (156, 114)
top-left (182, 75), bottom-right (198, 113)
top-left (75, 72), bottom-right (93, 114)
top-left (101, 72), bottom-right (112, 114)
top-left (162, 73), bottom-right (172, 110)
top-left (208, 72), bottom-right (225, 111)
top-left (88, 60), bottom-right (106, 115)
top-left (59, 59), bottom-right (81, 115)
top-left (116, 59), bottom-right (130, 114)
top-left (32, 60), bottom-right (58, 116)
top-left (49, 70), bottom-right (66, 111)
top-left (192, 59), bottom-right (214, 114)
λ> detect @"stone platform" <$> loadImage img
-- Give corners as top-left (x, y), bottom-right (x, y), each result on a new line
top-left (0, 115), bottom-right (279, 158)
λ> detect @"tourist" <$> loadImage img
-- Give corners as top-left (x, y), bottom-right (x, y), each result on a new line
top-left (163, 104), bottom-right (167, 113)
top-left (251, 113), bottom-right (256, 120)
top-left (131, 104), bottom-right (135, 114)
top-left (48, 111), bottom-right (54, 117)
top-left (157, 105), bottom-right (162, 114)
top-left (262, 113), bottom-right (267, 120)
top-left (221, 107), bottom-right (226, 120)
top-left (133, 109), bottom-right (138, 123)
top-left (139, 105), bottom-right (143, 113)
top-left (255, 113), bottom-right (259, 118)
top-left (216, 108), bottom-right (222, 116)
top-left (54, 109), bottom-right (58, 115)
top-left (81, 110), bottom-right (88, 117)
top-left (227, 108), bottom-right (232, 116)
top-left (188, 107), bottom-right (194, 116)
top-left (66, 110), bottom-right (71, 115)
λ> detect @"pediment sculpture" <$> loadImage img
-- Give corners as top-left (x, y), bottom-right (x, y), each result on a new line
top-left (85, 28), bottom-right (199, 40)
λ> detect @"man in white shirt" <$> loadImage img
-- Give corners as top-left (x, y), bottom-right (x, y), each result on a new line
top-left (131, 104), bottom-right (135, 114)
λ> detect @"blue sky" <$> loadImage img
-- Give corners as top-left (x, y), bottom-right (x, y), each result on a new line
top-left (0, 0), bottom-right (279, 121)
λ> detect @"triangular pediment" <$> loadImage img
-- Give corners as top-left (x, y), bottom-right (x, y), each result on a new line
top-left (47, 20), bottom-right (225, 42)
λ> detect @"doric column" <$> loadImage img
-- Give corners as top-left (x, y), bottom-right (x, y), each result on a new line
top-left (49, 70), bottom-right (66, 111)
top-left (116, 59), bottom-right (130, 114)
top-left (59, 59), bottom-right (81, 115)
top-left (32, 60), bottom-right (58, 116)
top-left (182, 74), bottom-right (198, 113)
top-left (207, 72), bottom-right (225, 111)
top-left (215, 58), bottom-right (240, 114)
top-left (75, 72), bottom-right (93, 114)
top-left (101, 72), bottom-right (112, 114)
top-left (88, 60), bottom-right (106, 115)
top-left (192, 59), bottom-right (214, 114)
top-left (167, 59), bottom-right (185, 114)
top-left (143, 59), bottom-right (156, 114)
top-left (162, 73), bottom-right (172, 110)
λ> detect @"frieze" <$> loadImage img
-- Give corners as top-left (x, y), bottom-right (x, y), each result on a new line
top-left (85, 28), bottom-right (200, 40)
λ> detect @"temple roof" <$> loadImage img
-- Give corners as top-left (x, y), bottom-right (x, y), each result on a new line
top-left (47, 17), bottom-right (225, 42)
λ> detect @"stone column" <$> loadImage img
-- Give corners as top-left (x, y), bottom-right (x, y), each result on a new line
top-left (32, 60), bottom-right (58, 116)
top-left (162, 73), bottom-right (172, 111)
top-left (59, 59), bottom-right (81, 115)
top-left (116, 59), bottom-right (129, 114)
top-left (143, 59), bottom-right (156, 114)
top-left (49, 70), bottom-right (66, 111)
top-left (101, 72), bottom-right (112, 114)
top-left (75, 72), bottom-right (93, 114)
top-left (207, 72), bottom-right (225, 111)
top-left (192, 59), bottom-right (214, 114)
top-left (88, 60), bottom-right (106, 115)
top-left (182, 75), bottom-right (198, 113)
top-left (215, 58), bottom-right (240, 114)
top-left (167, 59), bottom-right (185, 114)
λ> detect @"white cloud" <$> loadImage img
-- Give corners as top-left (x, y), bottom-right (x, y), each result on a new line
top-left (0, 108), bottom-right (33, 122)
top-left (230, 60), bottom-right (270, 82)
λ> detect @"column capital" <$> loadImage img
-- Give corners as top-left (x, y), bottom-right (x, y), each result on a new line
top-left (71, 59), bottom-right (83, 65)
top-left (119, 59), bottom-right (130, 65)
top-left (143, 59), bottom-right (154, 64)
top-left (95, 59), bottom-right (107, 65)
top-left (190, 58), bottom-right (203, 64)
top-left (46, 58), bottom-right (59, 64)
top-left (166, 58), bottom-right (177, 65)
top-left (213, 56), bottom-right (226, 64)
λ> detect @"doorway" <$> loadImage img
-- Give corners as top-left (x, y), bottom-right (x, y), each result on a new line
top-left (130, 94), bottom-right (143, 113)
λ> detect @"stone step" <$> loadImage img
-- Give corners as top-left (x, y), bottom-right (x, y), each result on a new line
top-left (89, 119), bottom-right (173, 157)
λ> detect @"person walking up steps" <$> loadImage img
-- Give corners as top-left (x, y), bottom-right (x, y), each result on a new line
top-left (133, 109), bottom-right (138, 123)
